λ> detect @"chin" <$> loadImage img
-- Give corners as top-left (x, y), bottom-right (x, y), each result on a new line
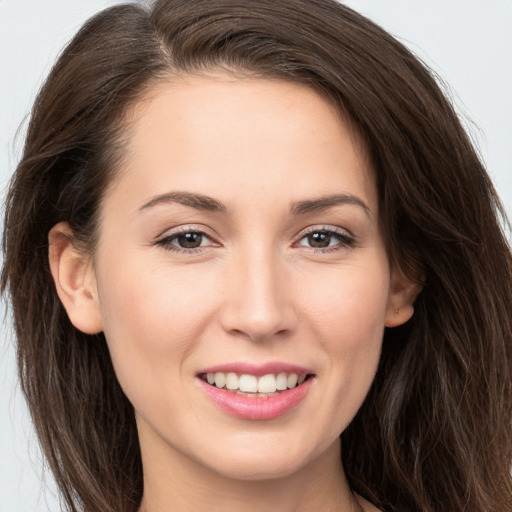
top-left (208, 455), bottom-right (309, 481)
top-left (197, 432), bottom-right (331, 482)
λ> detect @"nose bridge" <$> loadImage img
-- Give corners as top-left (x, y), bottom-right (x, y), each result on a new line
top-left (220, 241), bottom-right (295, 340)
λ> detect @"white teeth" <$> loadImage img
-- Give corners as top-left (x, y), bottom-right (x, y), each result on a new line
top-left (258, 374), bottom-right (277, 393)
top-left (225, 372), bottom-right (239, 390)
top-left (214, 372), bottom-right (226, 389)
top-left (239, 374), bottom-right (258, 393)
top-left (276, 372), bottom-right (288, 391)
top-left (236, 390), bottom-right (280, 397)
top-left (287, 373), bottom-right (298, 388)
top-left (205, 371), bottom-right (309, 393)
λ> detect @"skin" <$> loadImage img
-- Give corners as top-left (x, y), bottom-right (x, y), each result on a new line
top-left (49, 73), bottom-right (419, 512)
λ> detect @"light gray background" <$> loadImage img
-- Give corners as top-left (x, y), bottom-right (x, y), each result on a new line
top-left (1, 1), bottom-right (511, 510)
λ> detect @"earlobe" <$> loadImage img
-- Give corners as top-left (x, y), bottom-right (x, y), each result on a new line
top-left (48, 222), bottom-right (103, 334)
top-left (385, 271), bottom-right (422, 328)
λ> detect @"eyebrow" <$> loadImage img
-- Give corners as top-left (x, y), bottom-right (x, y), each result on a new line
top-left (289, 193), bottom-right (370, 216)
top-left (139, 191), bottom-right (369, 217)
top-left (139, 191), bottom-right (228, 213)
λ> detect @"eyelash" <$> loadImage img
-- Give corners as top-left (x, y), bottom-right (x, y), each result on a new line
top-left (293, 226), bottom-right (355, 253)
top-left (155, 226), bottom-right (219, 254)
top-left (154, 226), bottom-right (355, 254)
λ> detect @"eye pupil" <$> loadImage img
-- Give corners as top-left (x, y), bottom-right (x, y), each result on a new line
top-left (177, 232), bottom-right (203, 248)
top-left (308, 232), bottom-right (331, 248)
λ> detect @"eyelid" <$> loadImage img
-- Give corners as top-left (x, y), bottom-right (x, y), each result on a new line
top-left (294, 224), bottom-right (354, 241)
top-left (153, 224), bottom-right (222, 252)
top-left (292, 225), bottom-right (356, 251)
top-left (152, 223), bottom-right (355, 254)
top-left (154, 224), bottom-right (220, 241)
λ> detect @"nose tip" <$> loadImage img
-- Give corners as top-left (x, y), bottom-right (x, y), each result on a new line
top-left (221, 294), bottom-right (295, 342)
top-left (229, 305), bottom-right (291, 342)
top-left (219, 257), bottom-right (297, 342)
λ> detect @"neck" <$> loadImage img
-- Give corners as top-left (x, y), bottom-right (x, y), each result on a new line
top-left (137, 436), bottom-right (359, 512)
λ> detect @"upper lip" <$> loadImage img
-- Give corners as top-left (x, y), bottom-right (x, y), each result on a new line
top-left (197, 361), bottom-right (314, 377)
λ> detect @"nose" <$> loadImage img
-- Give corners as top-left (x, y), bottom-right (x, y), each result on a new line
top-left (219, 247), bottom-right (297, 342)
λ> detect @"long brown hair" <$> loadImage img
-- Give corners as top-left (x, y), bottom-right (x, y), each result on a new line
top-left (2, 1), bottom-right (511, 511)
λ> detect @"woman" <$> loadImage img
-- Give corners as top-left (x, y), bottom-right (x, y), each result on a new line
top-left (2, 0), bottom-right (511, 511)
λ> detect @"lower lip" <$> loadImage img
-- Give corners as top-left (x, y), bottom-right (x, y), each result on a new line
top-left (198, 377), bottom-right (314, 420)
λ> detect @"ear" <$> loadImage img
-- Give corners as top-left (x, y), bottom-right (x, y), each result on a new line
top-left (385, 269), bottom-right (422, 328)
top-left (48, 222), bottom-right (103, 334)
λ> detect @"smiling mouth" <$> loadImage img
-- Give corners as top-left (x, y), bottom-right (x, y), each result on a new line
top-left (199, 372), bottom-right (313, 397)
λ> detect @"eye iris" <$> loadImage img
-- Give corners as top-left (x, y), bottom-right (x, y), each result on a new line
top-left (177, 232), bottom-right (203, 248)
top-left (308, 231), bottom-right (331, 248)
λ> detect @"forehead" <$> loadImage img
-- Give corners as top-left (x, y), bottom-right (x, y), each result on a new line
top-left (107, 73), bottom-right (376, 217)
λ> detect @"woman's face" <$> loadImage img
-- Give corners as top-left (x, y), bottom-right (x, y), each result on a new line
top-left (61, 74), bottom-right (415, 481)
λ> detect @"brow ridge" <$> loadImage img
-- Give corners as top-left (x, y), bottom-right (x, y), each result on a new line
top-left (139, 191), bottom-right (369, 217)
top-left (290, 193), bottom-right (370, 216)
top-left (139, 191), bottom-right (228, 213)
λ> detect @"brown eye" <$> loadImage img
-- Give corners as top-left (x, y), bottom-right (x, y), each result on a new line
top-left (156, 230), bottom-right (216, 253)
top-left (307, 232), bottom-right (332, 248)
top-left (175, 232), bottom-right (204, 248)
top-left (296, 229), bottom-right (355, 251)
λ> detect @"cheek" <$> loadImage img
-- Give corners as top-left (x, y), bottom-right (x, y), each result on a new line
top-left (299, 258), bottom-right (390, 347)
top-left (95, 256), bottom-right (220, 403)
top-left (297, 259), bottom-right (389, 417)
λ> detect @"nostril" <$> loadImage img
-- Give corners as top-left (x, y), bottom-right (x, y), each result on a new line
top-left (218, 274), bottom-right (298, 341)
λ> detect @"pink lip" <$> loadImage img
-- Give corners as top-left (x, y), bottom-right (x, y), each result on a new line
top-left (197, 376), bottom-right (314, 421)
top-left (198, 361), bottom-right (313, 377)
